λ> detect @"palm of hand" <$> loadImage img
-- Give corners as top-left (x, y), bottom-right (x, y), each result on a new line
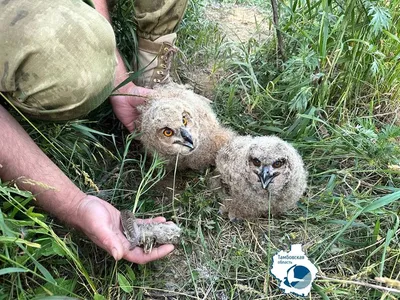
top-left (76, 195), bottom-right (174, 264)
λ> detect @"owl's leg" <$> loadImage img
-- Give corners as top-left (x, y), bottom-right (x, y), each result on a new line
top-left (143, 237), bottom-right (156, 254)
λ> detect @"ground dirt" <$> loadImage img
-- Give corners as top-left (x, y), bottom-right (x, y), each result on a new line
top-left (205, 3), bottom-right (272, 43)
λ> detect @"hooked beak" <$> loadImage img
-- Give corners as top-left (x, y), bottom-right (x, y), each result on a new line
top-left (179, 127), bottom-right (194, 150)
top-left (258, 166), bottom-right (279, 189)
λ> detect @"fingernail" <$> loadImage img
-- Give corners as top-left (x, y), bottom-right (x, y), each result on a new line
top-left (112, 248), bottom-right (119, 260)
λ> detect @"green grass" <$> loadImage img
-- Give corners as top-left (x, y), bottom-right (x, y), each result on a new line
top-left (1, 0), bottom-right (400, 299)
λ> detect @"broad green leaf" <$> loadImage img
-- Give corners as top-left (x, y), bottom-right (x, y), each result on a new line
top-left (118, 272), bottom-right (133, 293)
top-left (93, 294), bottom-right (106, 300)
top-left (125, 265), bottom-right (136, 283)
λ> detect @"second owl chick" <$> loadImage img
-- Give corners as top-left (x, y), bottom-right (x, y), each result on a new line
top-left (215, 135), bottom-right (307, 220)
top-left (137, 83), bottom-right (235, 170)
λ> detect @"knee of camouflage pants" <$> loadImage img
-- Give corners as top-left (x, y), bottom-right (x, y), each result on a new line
top-left (0, 0), bottom-right (117, 121)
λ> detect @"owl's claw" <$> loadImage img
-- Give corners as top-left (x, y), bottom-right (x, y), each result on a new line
top-left (229, 216), bottom-right (243, 223)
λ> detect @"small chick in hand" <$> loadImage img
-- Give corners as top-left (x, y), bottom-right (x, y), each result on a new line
top-left (137, 83), bottom-right (235, 170)
top-left (215, 135), bottom-right (307, 220)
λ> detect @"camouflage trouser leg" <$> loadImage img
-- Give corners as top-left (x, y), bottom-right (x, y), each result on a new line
top-left (0, 0), bottom-right (117, 121)
top-left (134, 0), bottom-right (188, 41)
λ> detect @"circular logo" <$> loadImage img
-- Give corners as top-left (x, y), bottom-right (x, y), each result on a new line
top-left (283, 265), bottom-right (312, 289)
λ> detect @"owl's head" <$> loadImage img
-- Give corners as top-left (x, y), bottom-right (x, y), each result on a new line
top-left (244, 136), bottom-right (304, 193)
top-left (220, 136), bottom-right (304, 194)
top-left (139, 99), bottom-right (199, 156)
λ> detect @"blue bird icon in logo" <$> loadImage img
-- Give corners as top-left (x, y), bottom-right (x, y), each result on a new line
top-left (283, 265), bottom-right (312, 289)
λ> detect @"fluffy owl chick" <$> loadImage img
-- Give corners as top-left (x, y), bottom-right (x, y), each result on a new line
top-left (215, 135), bottom-right (307, 220)
top-left (137, 83), bottom-right (235, 170)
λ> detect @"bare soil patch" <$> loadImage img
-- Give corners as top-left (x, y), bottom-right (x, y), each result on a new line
top-left (205, 3), bottom-right (272, 43)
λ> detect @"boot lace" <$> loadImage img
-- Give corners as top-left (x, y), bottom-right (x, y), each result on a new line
top-left (160, 45), bottom-right (178, 82)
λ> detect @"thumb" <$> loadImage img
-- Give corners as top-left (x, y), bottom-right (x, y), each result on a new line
top-left (131, 86), bottom-right (156, 98)
top-left (111, 245), bottom-right (124, 261)
top-left (93, 228), bottom-right (125, 261)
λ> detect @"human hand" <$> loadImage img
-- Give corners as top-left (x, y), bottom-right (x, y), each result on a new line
top-left (110, 82), bottom-right (154, 132)
top-left (74, 195), bottom-right (175, 264)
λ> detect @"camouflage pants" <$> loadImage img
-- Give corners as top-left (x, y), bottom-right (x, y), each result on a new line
top-left (0, 0), bottom-right (187, 121)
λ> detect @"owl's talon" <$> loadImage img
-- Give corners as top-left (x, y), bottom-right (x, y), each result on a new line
top-left (229, 217), bottom-right (242, 223)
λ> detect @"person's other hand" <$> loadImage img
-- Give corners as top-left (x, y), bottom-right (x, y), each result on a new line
top-left (74, 195), bottom-right (175, 264)
top-left (110, 82), bottom-right (154, 132)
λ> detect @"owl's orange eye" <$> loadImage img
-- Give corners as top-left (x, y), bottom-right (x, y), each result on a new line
top-left (182, 116), bottom-right (188, 126)
top-left (251, 158), bottom-right (261, 167)
top-left (272, 159), bottom-right (285, 168)
top-left (163, 128), bottom-right (174, 137)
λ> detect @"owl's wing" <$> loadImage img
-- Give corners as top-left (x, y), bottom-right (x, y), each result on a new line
top-left (207, 170), bottom-right (232, 203)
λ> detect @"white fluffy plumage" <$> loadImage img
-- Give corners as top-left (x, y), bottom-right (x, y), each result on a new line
top-left (215, 135), bottom-right (307, 220)
top-left (137, 83), bottom-right (235, 170)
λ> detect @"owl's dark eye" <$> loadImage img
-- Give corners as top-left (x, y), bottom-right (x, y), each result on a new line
top-left (272, 159), bottom-right (286, 168)
top-left (163, 128), bottom-right (174, 137)
top-left (251, 158), bottom-right (261, 167)
top-left (182, 115), bottom-right (188, 126)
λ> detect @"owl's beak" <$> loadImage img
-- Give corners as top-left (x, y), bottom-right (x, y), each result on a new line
top-left (259, 165), bottom-right (279, 189)
top-left (179, 127), bottom-right (194, 150)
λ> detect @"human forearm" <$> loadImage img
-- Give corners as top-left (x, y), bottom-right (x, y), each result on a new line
top-left (0, 105), bottom-right (85, 228)
top-left (0, 105), bottom-right (174, 263)
top-left (91, 0), bottom-right (153, 132)
top-left (92, 0), bottom-right (111, 21)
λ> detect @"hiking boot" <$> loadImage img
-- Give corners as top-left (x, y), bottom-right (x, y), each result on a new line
top-left (134, 33), bottom-right (178, 88)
